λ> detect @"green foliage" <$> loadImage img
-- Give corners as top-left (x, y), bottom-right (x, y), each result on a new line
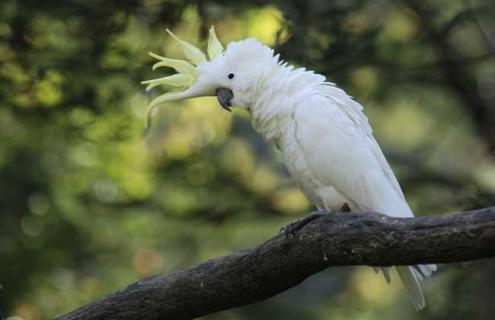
top-left (1, 0), bottom-right (494, 319)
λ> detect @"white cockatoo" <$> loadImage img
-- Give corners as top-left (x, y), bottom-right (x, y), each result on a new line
top-left (142, 27), bottom-right (436, 310)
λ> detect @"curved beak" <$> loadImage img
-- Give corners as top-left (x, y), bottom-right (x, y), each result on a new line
top-left (216, 88), bottom-right (233, 112)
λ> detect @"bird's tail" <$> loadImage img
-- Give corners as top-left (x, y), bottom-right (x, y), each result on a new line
top-left (395, 265), bottom-right (437, 311)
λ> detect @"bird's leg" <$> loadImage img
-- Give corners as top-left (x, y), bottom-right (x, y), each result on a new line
top-left (279, 203), bottom-right (352, 237)
top-left (279, 211), bottom-right (328, 237)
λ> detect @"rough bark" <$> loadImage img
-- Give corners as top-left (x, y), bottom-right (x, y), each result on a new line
top-left (57, 207), bottom-right (495, 320)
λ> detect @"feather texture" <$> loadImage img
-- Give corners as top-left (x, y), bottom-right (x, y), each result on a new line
top-left (247, 54), bottom-right (436, 310)
top-left (142, 33), bottom-right (436, 310)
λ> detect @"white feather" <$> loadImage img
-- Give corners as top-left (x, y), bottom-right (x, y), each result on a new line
top-left (241, 42), bottom-right (436, 310)
top-left (152, 36), bottom-right (438, 310)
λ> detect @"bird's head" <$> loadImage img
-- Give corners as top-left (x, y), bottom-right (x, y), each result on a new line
top-left (142, 27), bottom-right (277, 128)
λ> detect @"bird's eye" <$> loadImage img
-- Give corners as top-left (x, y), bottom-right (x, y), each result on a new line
top-left (228, 73), bottom-right (235, 80)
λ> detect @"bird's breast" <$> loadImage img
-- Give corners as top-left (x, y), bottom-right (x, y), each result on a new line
top-left (277, 124), bottom-right (324, 207)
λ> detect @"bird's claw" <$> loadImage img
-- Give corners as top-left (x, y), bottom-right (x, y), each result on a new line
top-left (279, 211), bottom-right (327, 238)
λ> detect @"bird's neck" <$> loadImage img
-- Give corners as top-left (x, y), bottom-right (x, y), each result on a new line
top-left (248, 63), bottom-right (326, 144)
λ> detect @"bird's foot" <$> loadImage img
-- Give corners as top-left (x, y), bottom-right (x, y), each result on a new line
top-left (339, 203), bottom-right (351, 213)
top-left (279, 211), bottom-right (327, 238)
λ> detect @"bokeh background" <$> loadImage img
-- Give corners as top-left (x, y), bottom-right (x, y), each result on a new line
top-left (1, 0), bottom-right (495, 319)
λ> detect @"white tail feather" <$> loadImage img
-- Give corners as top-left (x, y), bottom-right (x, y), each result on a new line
top-left (396, 265), bottom-right (434, 311)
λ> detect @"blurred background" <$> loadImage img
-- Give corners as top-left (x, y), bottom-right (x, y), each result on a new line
top-left (1, 0), bottom-right (495, 319)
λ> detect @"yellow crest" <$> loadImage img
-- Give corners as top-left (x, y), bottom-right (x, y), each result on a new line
top-left (141, 26), bottom-right (224, 128)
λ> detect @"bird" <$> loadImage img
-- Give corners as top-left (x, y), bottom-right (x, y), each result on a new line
top-left (142, 26), bottom-right (437, 310)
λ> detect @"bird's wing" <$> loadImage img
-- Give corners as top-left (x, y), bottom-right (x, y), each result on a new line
top-left (323, 85), bottom-right (405, 199)
top-left (293, 86), bottom-right (413, 217)
top-left (295, 86), bottom-right (436, 309)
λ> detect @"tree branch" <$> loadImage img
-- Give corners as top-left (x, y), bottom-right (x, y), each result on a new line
top-left (57, 207), bottom-right (495, 320)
